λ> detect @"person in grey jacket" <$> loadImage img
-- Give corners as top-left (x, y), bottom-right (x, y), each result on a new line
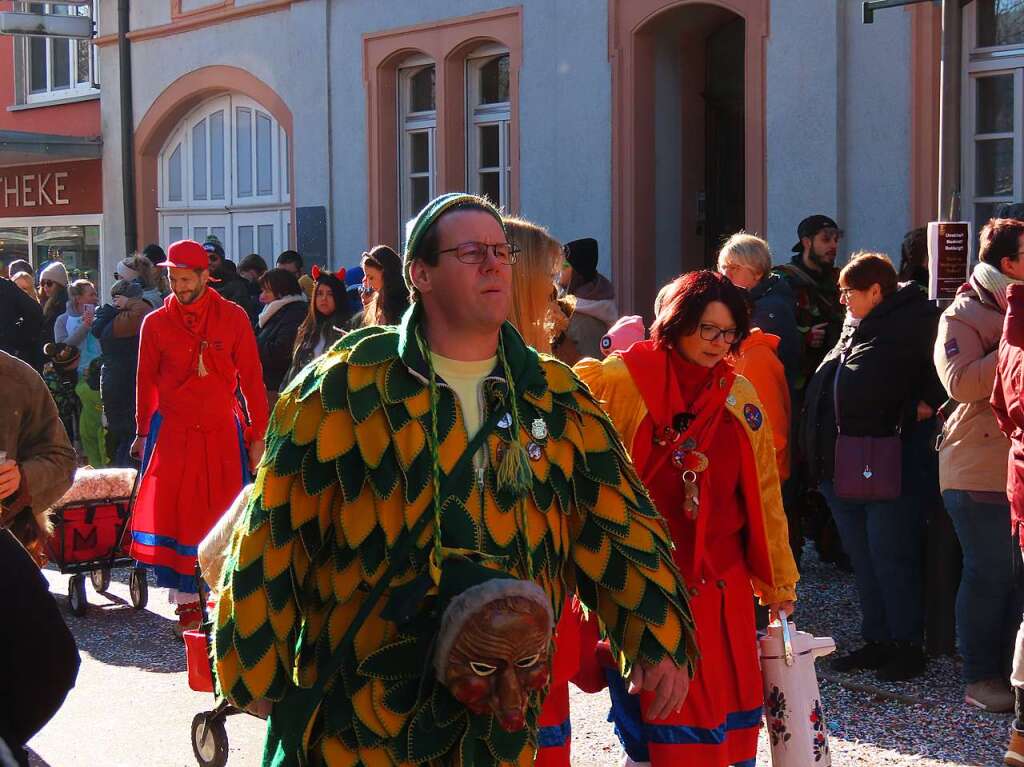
top-left (935, 218), bottom-right (1024, 713)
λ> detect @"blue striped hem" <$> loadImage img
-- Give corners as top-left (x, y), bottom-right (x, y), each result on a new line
top-left (733, 759), bottom-right (757, 767)
top-left (149, 564), bottom-right (199, 593)
top-left (131, 531), bottom-right (199, 557)
top-left (644, 706), bottom-right (764, 746)
top-left (537, 718), bottom-right (571, 748)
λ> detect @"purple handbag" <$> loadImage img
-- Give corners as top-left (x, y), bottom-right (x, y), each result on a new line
top-left (832, 357), bottom-right (902, 501)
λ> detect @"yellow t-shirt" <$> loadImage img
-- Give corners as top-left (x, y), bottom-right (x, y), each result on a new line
top-left (429, 352), bottom-right (496, 442)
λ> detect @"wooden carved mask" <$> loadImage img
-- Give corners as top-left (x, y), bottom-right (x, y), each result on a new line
top-left (441, 593), bottom-right (553, 732)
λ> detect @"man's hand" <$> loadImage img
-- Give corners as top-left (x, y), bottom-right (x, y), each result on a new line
top-left (626, 656), bottom-right (690, 721)
top-left (130, 435), bottom-right (145, 460)
top-left (769, 601), bottom-right (795, 624)
top-left (0, 460), bottom-right (22, 500)
top-left (248, 438), bottom-right (266, 474)
top-left (808, 322), bottom-right (828, 349)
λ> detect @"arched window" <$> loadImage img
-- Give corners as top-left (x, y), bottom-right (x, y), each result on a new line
top-left (157, 95), bottom-right (291, 260)
top-left (398, 58), bottom-right (437, 235)
top-left (466, 47), bottom-right (511, 208)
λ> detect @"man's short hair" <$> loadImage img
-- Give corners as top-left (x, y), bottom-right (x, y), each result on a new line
top-left (718, 232), bottom-right (772, 278)
top-left (239, 253), bottom-right (268, 275)
top-left (979, 218), bottom-right (1024, 268)
top-left (276, 250), bottom-right (303, 270)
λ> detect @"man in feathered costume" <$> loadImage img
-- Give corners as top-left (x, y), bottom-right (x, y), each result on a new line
top-left (212, 194), bottom-right (696, 766)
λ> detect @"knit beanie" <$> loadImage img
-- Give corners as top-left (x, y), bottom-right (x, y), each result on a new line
top-left (110, 279), bottom-right (143, 300)
top-left (600, 315), bottom-right (646, 357)
top-left (402, 192), bottom-right (505, 290)
top-left (116, 257), bottom-right (140, 283)
top-left (39, 261), bottom-right (69, 287)
top-left (563, 238), bottom-right (599, 282)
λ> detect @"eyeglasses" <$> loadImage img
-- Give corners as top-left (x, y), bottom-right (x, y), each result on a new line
top-left (838, 287), bottom-right (858, 297)
top-left (435, 241), bottom-right (520, 265)
top-left (698, 323), bottom-right (739, 344)
top-left (719, 262), bottom-right (754, 276)
top-left (40, 280), bottom-right (55, 288)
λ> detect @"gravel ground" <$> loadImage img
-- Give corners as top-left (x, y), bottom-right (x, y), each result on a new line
top-left (568, 546), bottom-right (1014, 766)
top-left (29, 548), bottom-right (1013, 766)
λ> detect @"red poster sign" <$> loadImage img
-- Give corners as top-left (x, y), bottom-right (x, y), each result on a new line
top-left (927, 222), bottom-right (971, 302)
top-left (0, 159), bottom-right (102, 217)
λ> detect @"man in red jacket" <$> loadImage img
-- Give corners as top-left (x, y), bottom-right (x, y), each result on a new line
top-left (130, 239), bottom-right (268, 635)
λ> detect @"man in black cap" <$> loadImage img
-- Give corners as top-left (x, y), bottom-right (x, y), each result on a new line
top-left (773, 215), bottom-right (846, 568)
top-left (556, 237), bottom-right (618, 361)
top-left (774, 215), bottom-right (844, 389)
top-left (204, 236), bottom-right (257, 325)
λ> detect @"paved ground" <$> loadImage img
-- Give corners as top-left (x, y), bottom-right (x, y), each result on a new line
top-left (28, 548), bottom-right (1012, 766)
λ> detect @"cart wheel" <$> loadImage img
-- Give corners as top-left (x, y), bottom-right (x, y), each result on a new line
top-left (191, 712), bottom-right (228, 767)
top-left (129, 567), bottom-right (148, 610)
top-left (68, 574), bottom-right (87, 617)
top-left (90, 567), bottom-right (111, 593)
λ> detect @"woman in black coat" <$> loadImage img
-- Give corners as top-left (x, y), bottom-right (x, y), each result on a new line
top-left (802, 253), bottom-right (945, 682)
top-left (256, 268), bottom-right (308, 405)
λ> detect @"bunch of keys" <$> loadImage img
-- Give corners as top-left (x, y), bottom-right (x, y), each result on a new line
top-left (682, 470), bottom-right (700, 520)
top-left (671, 446), bottom-right (708, 521)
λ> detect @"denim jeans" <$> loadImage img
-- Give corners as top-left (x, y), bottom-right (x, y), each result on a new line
top-left (819, 480), bottom-right (925, 644)
top-left (943, 489), bottom-right (1023, 683)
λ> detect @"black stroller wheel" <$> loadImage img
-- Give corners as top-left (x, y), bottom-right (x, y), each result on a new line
top-left (129, 567), bottom-right (149, 609)
top-left (90, 567), bottom-right (111, 592)
top-left (191, 712), bottom-right (229, 767)
top-left (68, 574), bottom-right (87, 617)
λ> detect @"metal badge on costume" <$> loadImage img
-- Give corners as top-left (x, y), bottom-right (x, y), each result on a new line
top-left (759, 615), bottom-right (836, 766)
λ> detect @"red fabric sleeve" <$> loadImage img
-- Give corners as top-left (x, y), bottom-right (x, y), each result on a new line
top-left (136, 313), bottom-right (161, 434)
top-left (1005, 284), bottom-right (1024, 349)
top-left (234, 311), bottom-right (269, 441)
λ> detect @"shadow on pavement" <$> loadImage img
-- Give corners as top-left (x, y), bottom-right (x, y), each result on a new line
top-left (52, 578), bottom-right (184, 674)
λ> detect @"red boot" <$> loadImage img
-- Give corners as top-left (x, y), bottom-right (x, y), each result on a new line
top-left (173, 601), bottom-right (203, 639)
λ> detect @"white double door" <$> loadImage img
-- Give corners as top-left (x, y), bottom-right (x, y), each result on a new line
top-left (160, 209), bottom-right (292, 263)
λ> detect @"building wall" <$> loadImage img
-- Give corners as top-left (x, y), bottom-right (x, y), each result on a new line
top-left (99, 0), bottom-right (326, 272)
top-left (98, 0), bottom-right (918, 282)
top-left (332, 0), bottom-right (613, 275)
top-left (766, 0), bottom-right (912, 265)
top-left (0, 1), bottom-right (100, 135)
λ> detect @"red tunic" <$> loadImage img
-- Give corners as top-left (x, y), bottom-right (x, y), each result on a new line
top-left (130, 288), bottom-right (268, 592)
top-left (614, 351), bottom-right (764, 767)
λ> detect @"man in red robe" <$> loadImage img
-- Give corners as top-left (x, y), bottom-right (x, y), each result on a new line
top-left (130, 240), bottom-right (268, 635)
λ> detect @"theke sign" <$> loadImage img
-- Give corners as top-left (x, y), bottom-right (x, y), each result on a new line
top-left (0, 159), bottom-right (102, 217)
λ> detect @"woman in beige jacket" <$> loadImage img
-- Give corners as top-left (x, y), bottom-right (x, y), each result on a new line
top-left (935, 233), bottom-right (1024, 713)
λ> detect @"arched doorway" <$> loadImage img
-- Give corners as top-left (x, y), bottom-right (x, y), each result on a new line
top-left (610, 0), bottom-right (768, 318)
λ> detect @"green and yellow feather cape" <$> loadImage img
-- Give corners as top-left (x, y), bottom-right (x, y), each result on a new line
top-left (213, 305), bottom-right (696, 766)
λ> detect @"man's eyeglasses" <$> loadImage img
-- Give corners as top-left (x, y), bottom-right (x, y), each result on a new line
top-left (838, 287), bottom-right (858, 297)
top-left (698, 323), bottom-right (739, 344)
top-left (435, 241), bottom-right (520, 265)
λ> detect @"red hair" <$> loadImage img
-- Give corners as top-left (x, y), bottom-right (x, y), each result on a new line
top-left (650, 270), bottom-right (750, 353)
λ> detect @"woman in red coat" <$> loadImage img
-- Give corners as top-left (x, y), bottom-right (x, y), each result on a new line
top-left (130, 240), bottom-right (268, 634)
top-left (576, 271), bottom-right (798, 767)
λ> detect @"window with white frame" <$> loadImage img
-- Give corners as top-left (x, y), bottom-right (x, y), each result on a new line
top-left (399, 59), bottom-right (437, 238)
top-left (466, 48), bottom-right (511, 209)
top-left (158, 95), bottom-right (291, 261)
top-left (21, 3), bottom-right (98, 103)
top-left (965, 2), bottom-right (1024, 231)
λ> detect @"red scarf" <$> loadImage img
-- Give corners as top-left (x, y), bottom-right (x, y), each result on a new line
top-left (166, 287), bottom-right (215, 378)
top-left (620, 341), bottom-right (735, 576)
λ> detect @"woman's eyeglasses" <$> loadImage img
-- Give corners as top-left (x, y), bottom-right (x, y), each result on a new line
top-left (434, 241), bottom-right (520, 265)
top-left (40, 280), bottom-right (55, 288)
top-left (698, 323), bottom-right (739, 344)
